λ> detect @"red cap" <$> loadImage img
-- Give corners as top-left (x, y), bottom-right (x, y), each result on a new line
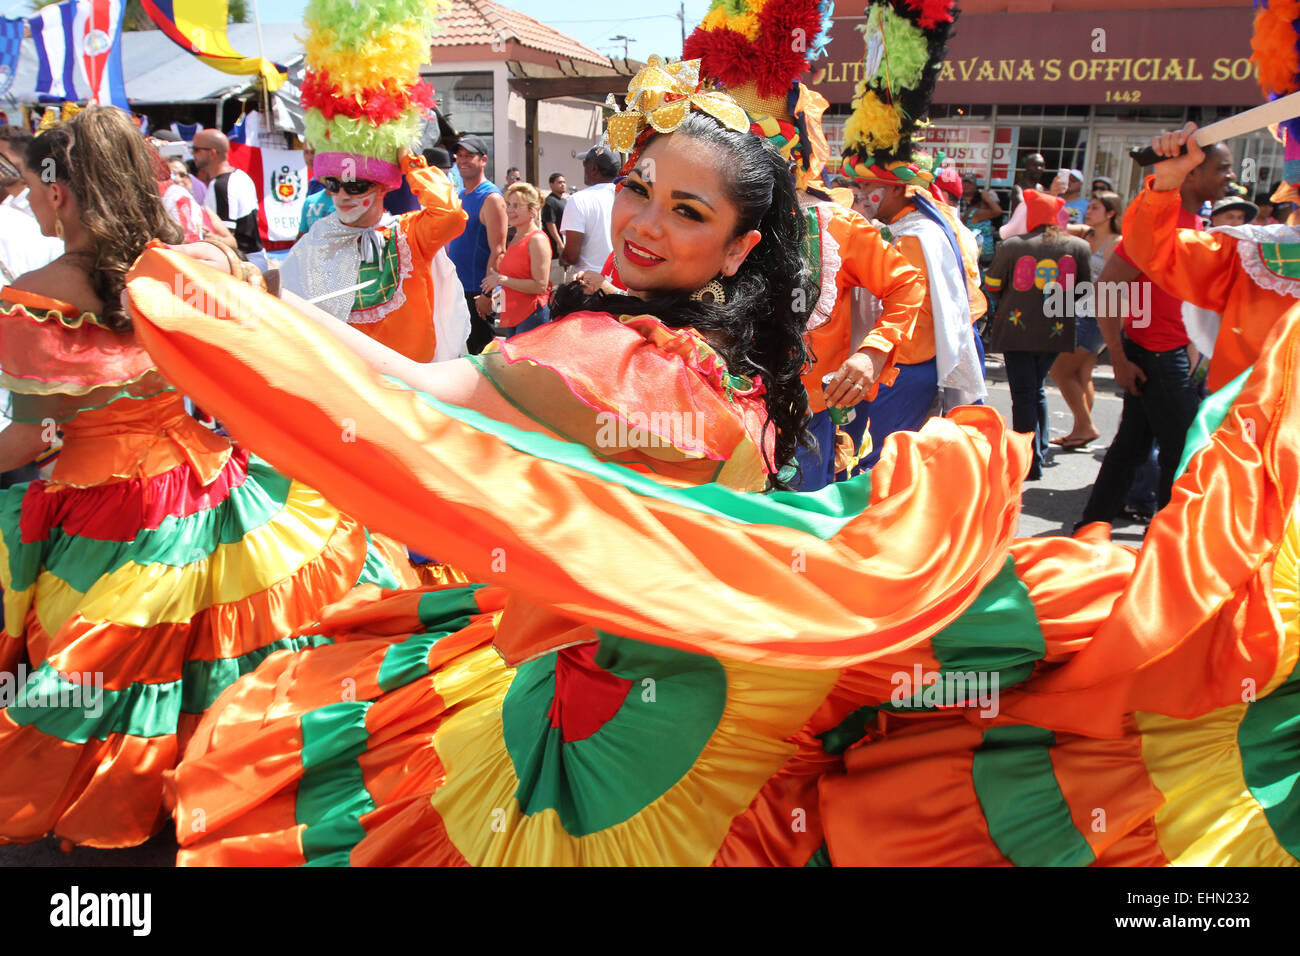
top-left (1024, 190), bottom-right (1068, 231)
top-left (935, 166), bottom-right (963, 200)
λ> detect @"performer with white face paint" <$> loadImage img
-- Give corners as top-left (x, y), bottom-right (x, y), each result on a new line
top-left (278, 147), bottom-right (471, 363)
top-left (275, 0), bottom-right (470, 363)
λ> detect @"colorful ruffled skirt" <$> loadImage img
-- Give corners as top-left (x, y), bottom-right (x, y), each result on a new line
top-left (0, 444), bottom-right (416, 848)
top-left (128, 246), bottom-right (1300, 865)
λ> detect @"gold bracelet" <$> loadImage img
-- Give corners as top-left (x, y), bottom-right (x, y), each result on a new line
top-left (241, 262), bottom-right (267, 291)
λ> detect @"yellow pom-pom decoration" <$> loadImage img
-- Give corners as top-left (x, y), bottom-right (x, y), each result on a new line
top-left (843, 85), bottom-right (903, 155)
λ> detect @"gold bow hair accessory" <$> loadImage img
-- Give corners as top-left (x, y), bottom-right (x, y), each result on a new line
top-left (605, 55), bottom-right (750, 154)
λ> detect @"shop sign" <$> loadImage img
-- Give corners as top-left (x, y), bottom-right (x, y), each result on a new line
top-left (812, 8), bottom-right (1263, 107)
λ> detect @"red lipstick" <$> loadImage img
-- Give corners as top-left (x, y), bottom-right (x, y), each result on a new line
top-left (623, 240), bottom-right (665, 267)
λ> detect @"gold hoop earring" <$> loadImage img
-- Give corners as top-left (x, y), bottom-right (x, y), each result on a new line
top-left (689, 278), bottom-right (726, 305)
top-left (55, 219), bottom-right (64, 240)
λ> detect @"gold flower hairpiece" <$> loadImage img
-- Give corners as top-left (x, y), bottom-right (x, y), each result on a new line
top-left (605, 55), bottom-right (749, 154)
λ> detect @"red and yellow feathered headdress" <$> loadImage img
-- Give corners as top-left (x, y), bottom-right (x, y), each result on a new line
top-left (301, 0), bottom-right (448, 190)
top-left (683, 0), bottom-right (834, 190)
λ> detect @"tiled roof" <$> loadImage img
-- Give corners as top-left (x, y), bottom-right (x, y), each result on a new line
top-left (432, 0), bottom-right (613, 68)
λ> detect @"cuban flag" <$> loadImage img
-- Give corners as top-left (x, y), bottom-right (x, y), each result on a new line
top-left (29, 2), bottom-right (79, 102)
top-left (72, 0), bottom-right (127, 109)
top-left (0, 18), bottom-right (23, 99)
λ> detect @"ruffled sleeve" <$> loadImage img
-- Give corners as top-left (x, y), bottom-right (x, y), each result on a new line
top-left (0, 288), bottom-right (156, 398)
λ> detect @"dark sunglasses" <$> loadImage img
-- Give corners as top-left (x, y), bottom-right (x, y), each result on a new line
top-left (321, 176), bottom-right (377, 196)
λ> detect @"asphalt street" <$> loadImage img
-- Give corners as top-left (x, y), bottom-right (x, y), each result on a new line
top-left (0, 351), bottom-right (1148, 867)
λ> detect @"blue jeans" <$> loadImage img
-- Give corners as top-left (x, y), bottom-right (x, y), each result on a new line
top-left (1080, 338), bottom-right (1202, 525)
top-left (849, 358), bottom-right (939, 474)
top-left (1004, 350), bottom-right (1058, 480)
top-left (1126, 443), bottom-right (1160, 512)
top-left (499, 303), bottom-right (549, 338)
top-left (792, 408), bottom-right (837, 491)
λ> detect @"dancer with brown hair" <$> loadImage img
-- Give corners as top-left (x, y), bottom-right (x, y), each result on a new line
top-left (0, 106), bottom-right (415, 850)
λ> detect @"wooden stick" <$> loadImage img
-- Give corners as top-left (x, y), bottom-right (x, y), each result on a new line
top-left (1130, 90), bottom-right (1300, 166)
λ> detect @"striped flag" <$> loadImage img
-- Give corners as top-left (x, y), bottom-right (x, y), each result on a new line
top-left (29, 3), bottom-right (79, 101)
top-left (72, 0), bottom-right (127, 109)
top-left (27, 0), bottom-right (128, 109)
top-left (142, 0), bottom-right (286, 91)
top-left (0, 18), bottom-right (23, 98)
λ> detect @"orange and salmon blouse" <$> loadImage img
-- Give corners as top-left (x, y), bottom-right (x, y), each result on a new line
top-left (472, 310), bottom-right (777, 492)
top-left (0, 286), bottom-right (230, 491)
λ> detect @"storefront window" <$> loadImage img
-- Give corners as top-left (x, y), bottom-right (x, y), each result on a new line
top-left (995, 104), bottom-right (1090, 120)
top-left (1004, 124), bottom-right (1088, 191)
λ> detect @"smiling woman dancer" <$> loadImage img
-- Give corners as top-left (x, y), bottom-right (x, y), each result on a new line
top-left (0, 107), bottom-right (415, 850)
top-left (134, 66), bottom-right (824, 865)
top-left (141, 6), bottom-right (1300, 868)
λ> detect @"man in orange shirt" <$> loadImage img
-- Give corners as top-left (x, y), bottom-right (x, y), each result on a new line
top-left (840, 158), bottom-right (987, 471)
top-left (280, 146), bottom-right (469, 362)
top-left (1120, 121), bottom-right (1299, 394)
top-left (795, 197), bottom-right (927, 488)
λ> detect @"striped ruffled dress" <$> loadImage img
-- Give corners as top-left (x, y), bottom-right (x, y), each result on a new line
top-left (0, 287), bottom-right (418, 848)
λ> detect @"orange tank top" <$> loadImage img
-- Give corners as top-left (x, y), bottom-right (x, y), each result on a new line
top-left (498, 229), bottom-right (548, 327)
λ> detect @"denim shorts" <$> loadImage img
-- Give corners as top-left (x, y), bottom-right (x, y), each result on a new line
top-left (498, 303), bottom-right (550, 338)
top-left (1075, 314), bottom-right (1105, 354)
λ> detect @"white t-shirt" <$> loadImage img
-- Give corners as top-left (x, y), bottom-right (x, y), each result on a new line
top-left (0, 203), bottom-right (64, 284)
top-left (560, 181), bottom-right (616, 273)
top-left (162, 183), bottom-right (204, 240)
top-left (203, 167), bottom-right (259, 224)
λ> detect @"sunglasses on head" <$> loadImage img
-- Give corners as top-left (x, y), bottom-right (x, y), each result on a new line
top-left (321, 177), bottom-right (377, 196)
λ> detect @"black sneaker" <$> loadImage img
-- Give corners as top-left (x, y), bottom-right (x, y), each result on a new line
top-left (1120, 505), bottom-right (1154, 524)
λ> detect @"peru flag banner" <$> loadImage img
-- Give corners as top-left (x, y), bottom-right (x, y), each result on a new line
top-left (229, 140), bottom-right (307, 249)
top-left (258, 147), bottom-right (309, 243)
top-left (73, 0), bottom-right (127, 109)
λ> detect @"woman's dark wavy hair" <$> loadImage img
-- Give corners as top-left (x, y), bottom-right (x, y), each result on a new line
top-left (551, 111), bottom-right (814, 489)
top-left (26, 106), bottom-right (183, 331)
